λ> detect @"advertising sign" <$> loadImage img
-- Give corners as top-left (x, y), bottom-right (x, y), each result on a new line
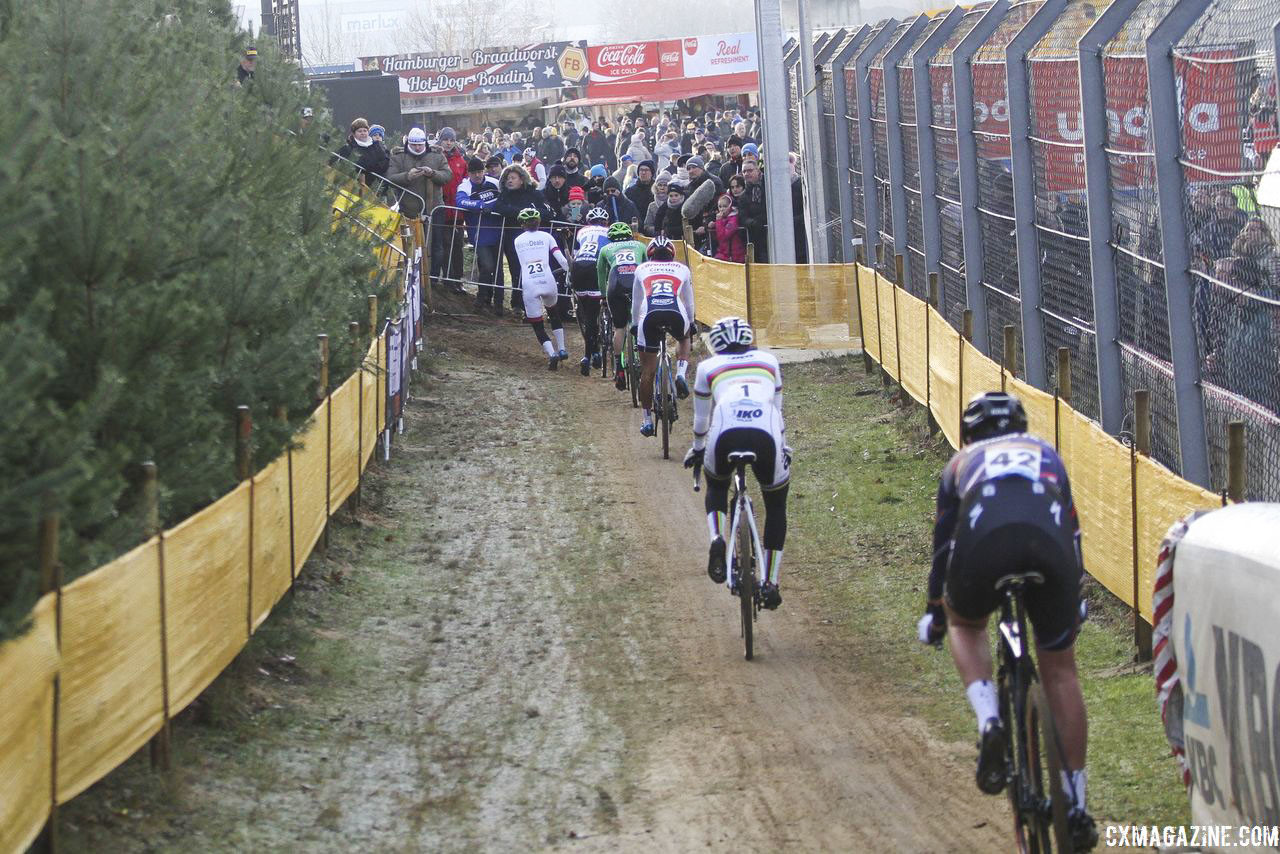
top-left (586, 33), bottom-right (756, 99)
top-left (360, 41), bottom-right (588, 97)
top-left (588, 41), bottom-right (660, 85)
top-left (677, 33), bottom-right (758, 78)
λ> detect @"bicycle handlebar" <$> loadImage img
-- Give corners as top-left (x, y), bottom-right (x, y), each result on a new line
top-left (692, 461), bottom-right (702, 492)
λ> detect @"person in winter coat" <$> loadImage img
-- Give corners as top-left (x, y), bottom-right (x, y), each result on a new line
top-left (334, 117), bottom-right (390, 190)
top-left (654, 131), bottom-right (679, 173)
top-left (625, 160), bottom-right (656, 222)
top-left (739, 159), bottom-right (769, 262)
top-left (601, 177), bottom-right (640, 228)
top-left (542, 164), bottom-right (572, 219)
top-left (537, 127), bottom-right (565, 164)
top-left (654, 183), bottom-right (688, 241)
top-left (386, 127), bottom-right (449, 220)
top-left (644, 173), bottom-right (671, 237)
top-left (561, 148), bottom-right (587, 190)
top-left (586, 164), bottom-right (609, 206)
top-left (681, 156), bottom-right (723, 253)
top-left (584, 123), bottom-right (611, 168)
top-left (434, 126), bottom-right (469, 292)
top-left (455, 157), bottom-right (506, 314)
top-left (790, 152), bottom-right (808, 264)
top-left (625, 131), bottom-right (651, 165)
top-left (713, 194), bottom-right (747, 263)
top-left (519, 148), bottom-right (547, 188)
top-left (494, 163), bottom-right (556, 317)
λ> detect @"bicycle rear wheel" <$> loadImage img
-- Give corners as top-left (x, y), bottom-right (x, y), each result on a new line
top-left (736, 513), bottom-right (754, 661)
top-left (660, 387), bottom-right (670, 459)
top-left (598, 311), bottom-right (612, 378)
top-left (1024, 683), bottom-right (1071, 853)
top-left (626, 336), bottom-right (640, 408)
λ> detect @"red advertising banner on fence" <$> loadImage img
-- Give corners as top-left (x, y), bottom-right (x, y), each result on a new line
top-left (360, 41), bottom-right (588, 97)
top-left (972, 61), bottom-right (1011, 159)
top-left (588, 42), bottom-right (660, 86)
top-left (586, 32), bottom-right (756, 100)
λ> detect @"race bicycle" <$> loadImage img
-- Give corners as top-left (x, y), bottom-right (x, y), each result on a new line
top-left (694, 451), bottom-right (764, 661)
top-left (623, 329), bottom-right (641, 408)
top-left (994, 573), bottom-right (1072, 853)
top-left (597, 298), bottom-right (614, 380)
top-left (653, 333), bottom-right (679, 459)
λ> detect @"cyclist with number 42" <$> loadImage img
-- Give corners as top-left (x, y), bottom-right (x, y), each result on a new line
top-left (682, 317), bottom-right (790, 610)
top-left (512, 207), bottom-right (571, 370)
top-left (919, 392), bottom-right (1097, 852)
top-left (597, 222), bottom-right (646, 390)
top-left (630, 236), bottom-right (694, 436)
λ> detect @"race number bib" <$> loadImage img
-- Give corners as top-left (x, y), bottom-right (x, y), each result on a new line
top-left (983, 447), bottom-right (1042, 481)
top-left (526, 260), bottom-right (545, 275)
top-left (615, 249), bottom-right (637, 265)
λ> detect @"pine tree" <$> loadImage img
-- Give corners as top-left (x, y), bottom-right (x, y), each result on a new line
top-left (0, 0), bottom-right (393, 639)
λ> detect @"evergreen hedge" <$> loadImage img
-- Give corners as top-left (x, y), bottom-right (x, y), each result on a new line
top-left (0, 0), bottom-right (391, 639)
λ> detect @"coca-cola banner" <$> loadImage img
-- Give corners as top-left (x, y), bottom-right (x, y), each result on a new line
top-left (677, 33), bottom-right (758, 78)
top-left (588, 42), bottom-right (660, 85)
top-left (360, 41), bottom-right (588, 98)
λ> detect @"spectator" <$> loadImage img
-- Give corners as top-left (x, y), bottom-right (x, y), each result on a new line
top-left (335, 117), bottom-right (390, 190)
top-left (681, 122), bottom-right (697, 155)
top-left (717, 111), bottom-right (734, 140)
top-left (734, 120), bottom-right (755, 146)
top-left (537, 126), bottom-right (565, 164)
top-left (563, 122), bottom-right (580, 151)
top-left (1193, 189), bottom-right (1247, 266)
top-left (602, 177), bottom-right (640, 229)
top-left (485, 155), bottom-right (505, 180)
top-left (586, 163), bottom-right (609, 206)
top-left (682, 155), bottom-right (724, 252)
top-left (740, 159), bottom-right (768, 261)
top-left (543, 164), bottom-right (572, 219)
top-left (433, 127), bottom-right (469, 293)
top-left (493, 163), bottom-right (555, 318)
top-left (386, 127), bottom-right (449, 222)
top-left (521, 148), bottom-right (548, 188)
top-left (713, 194), bottom-right (747, 263)
top-left (655, 182), bottom-right (687, 240)
top-left (235, 45), bottom-right (256, 87)
top-left (655, 131), bottom-right (679, 173)
top-left (721, 136), bottom-right (745, 181)
top-left (563, 185), bottom-right (588, 224)
top-left (703, 143), bottom-right (723, 180)
top-left (456, 157), bottom-right (506, 315)
top-left (644, 173), bottom-right (671, 236)
top-left (584, 122), bottom-right (611, 168)
top-left (625, 160), bottom-right (657, 221)
top-left (790, 151), bottom-right (808, 264)
top-left (501, 135), bottom-right (523, 163)
top-left (626, 130), bottom-right (652, 164)
top-left (561, 147), bottom-right (587, 189)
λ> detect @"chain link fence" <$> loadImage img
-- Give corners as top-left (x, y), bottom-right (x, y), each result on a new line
top-left (797, 0), bottom-right (1280, 498)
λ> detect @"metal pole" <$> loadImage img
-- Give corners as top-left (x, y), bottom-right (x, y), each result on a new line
top-left (832, 27), bottom-right (871, 262)
top-left (1005, 0), bottom-right (1069, 390)
top-left (1079, 0), bottom-right (1141, 436)
top-left (914, 8), bottom-right (965, 290)
top-left (798, 4), bottom-right (830, 264)
top-left (883, 16), bottom-right (930, 287)
top-left (857, 20), bottom-right (903, 265)
top-left (1146, 0), bottom-right (1212, 488)
top-left (756, 0), bottom-right (799, 264)
top-left (953, 0), bottom-right (1011, 355)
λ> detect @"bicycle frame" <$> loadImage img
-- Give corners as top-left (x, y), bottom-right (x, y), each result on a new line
top-left (727, 463), bottom-right (765, 593)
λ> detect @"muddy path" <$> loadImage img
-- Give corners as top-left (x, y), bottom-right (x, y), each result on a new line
top-left (61, 300), bottom-right (1008, 852)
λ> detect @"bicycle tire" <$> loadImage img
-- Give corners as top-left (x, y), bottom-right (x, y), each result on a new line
top-left (598, 301), bottom-right (612, 379)
top-left (626, 337), bottom-right (640, 408)
top-left (660, 391), bottom-right (670, 458)
top-left (737, 509), bottom-right (754, 661)
top-left (1025, 683), bottom-right (1071, 853)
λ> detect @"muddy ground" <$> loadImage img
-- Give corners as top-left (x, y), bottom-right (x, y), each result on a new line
top-left (60, 299), bottom-right (1012, 852)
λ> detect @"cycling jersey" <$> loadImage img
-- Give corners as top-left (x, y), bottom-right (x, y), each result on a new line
top-left (630, 259), bottom-right (694, 334)
top-left (597, 240), bottom-right (645, 328)
top-left (513, 230), bottom-right (569, 321)
top-left (572, 224), bottom-right (609, 265)
top-left (691, 349), bottom-right (788, 489)
top-left (932, 433), bottom-right (1083, 649)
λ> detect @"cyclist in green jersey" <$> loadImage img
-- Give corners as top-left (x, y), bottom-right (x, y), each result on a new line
top-left (597, 222), bottom-right (647, 390)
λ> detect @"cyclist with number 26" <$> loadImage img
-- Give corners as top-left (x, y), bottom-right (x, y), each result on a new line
top-left (513, 207), bottom-right (571, 370)
top-left (683, 317), bottom-right (789, 610)
top-left (630, 236), bottom-right (694, 436)
top-left (919, 392), bottom-right (1096, 852)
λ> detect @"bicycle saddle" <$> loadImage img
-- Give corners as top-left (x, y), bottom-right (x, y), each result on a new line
top-left (994, 571), bottom-right (1045, 590)
top-left (727, 451), bottom-right (757, 464)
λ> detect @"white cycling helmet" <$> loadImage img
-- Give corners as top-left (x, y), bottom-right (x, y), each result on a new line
top-left (708, 316), bottom-right (754, 353)
top-left (586, 206), bottom-right (609, 223)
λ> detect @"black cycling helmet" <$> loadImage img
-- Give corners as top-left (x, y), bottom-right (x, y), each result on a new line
top-left (961, 392), bottom-right (1029, 445)
top-left (647, 235), bottom-right (675, 261)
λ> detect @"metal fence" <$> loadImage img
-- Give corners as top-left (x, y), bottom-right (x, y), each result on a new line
top-left (785, 3), bottom-right (1280, 499)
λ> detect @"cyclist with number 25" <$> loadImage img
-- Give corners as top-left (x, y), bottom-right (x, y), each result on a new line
top-left (513, 207), bottom-right (571, 370)
top-left (919, 392), bottom-right (1096, 852)
top-left (683, 317), bottom-right (790, 610)
top-left (630, 236), bottom-right (694, 436)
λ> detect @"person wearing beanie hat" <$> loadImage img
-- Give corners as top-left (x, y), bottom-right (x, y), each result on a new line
top-left (561, 147), bottom-right (586, 189)
top-left (742, 142), bottom-right (759, 158)
top-left (387, 127), bottom-right (449, 220)
top-left (602, 176), bottom-right (639, 229)
top-left (682, 154), bottom-right (724, 252)
top-left (438, 126), bottom-right (457, 141)
top-left (655, 181), bottom-right (687, 240)
top-left (432, 124), bottom-right (469, 292)
top-left (485, 155), bottom-right (505, 178)
top-left (721, 136), bottom-right (745, 181)
top-left (625, 159), bottom-right (657, 224)
top-left (335, 116), bottom-right (390, 192)
top-left (568, 185), bottom-right (586, 202)
top-left (369, 124), bottom-right (385, 141)
top-left (643, 172), bottom-right (671, 236)
top-left (563, 184), bottom-right (588, 223)
top-left (542, 163), bottom-right (572, 221)
top-left (456, 153), bottom-right (506, 314)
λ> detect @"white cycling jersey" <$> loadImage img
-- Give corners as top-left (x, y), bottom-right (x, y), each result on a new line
top-left (573, 224), bottom-right (608, 264)
top-left (513, 229), bottom-right (568, 321)
top-left (692, 350), bottom-right (787, 488)
top-left (630, 259), bottom-right (695, 330)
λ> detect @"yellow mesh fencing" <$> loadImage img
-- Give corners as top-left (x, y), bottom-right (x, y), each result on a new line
top-left (57, 540), bottom-right (165, 803)
top-left (749, 264), bottom-right (860, 350)
top-left (685, 249), bottom-right (748, 323)
top-left (0, 594), bottom-right (56, 854)
top-left (252, 455), bottom-right (294, 631)
top-left (291, 407), bottom-right (330, 573)
top-left (328, 377), bottom-right (360, 511)
top-left (852, 263), bottom-right (1223, 621)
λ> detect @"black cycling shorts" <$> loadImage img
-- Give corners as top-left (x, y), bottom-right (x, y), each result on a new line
top-left (944, 478), bottom-right (1082, 651)
top-left (638, 309), bottom-right (687, 353)
top-left (570, 261), bottom-right (599, 294)
top-left (607, 276), bottom-right (633, 328)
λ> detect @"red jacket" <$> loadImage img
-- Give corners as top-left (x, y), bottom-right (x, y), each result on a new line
top-left (442, 148), bottom-right (468, 222)
top-left (714, 211), bottom-right (746, 263)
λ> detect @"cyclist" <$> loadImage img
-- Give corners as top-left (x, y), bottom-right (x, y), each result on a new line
top-left (596, 222), bottom-right (646, 390)
top-left (630, 235), bottom-right (694, 436)
top-left (513, 207), bottom-right (571, 369)
top-left (918, 392), bottom-right (1096, 852)
top-left (570, 207), bottom-right (611, 375)
top-left (682, 317), bottom-right (789, 610)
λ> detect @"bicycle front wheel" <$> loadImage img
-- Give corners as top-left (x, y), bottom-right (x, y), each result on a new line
top-left (1024, 683), bottom-right (1071, 853)
top-left (737, 516), bottom-right (754, 661)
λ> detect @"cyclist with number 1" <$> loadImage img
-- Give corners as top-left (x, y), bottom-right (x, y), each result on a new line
top-left (596, 222), bottom-right (645, 390)
top-left (513, 207), bottom-right (571, 370)
top-left (682, 317), bottom-right (789, 610)
top-left (918, 392), bottom-right (1096, 852)
top-left (630, 236), bottom-right (694, 436)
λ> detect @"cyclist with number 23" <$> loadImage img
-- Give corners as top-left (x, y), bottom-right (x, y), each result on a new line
top-left (683, 317), bottom-right (790, 610)
top-left (919, 392), bottom-right (1097, 852)
top-left (513, 207), bottom-right (571, 369)
top-left (630, 236), bottom-right (694, 436)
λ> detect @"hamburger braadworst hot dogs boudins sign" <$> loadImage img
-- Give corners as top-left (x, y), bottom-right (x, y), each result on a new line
top-left (361, 42), bottom-right (589, 97)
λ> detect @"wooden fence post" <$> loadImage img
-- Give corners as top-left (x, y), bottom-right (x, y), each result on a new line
top-left (893, 255), bottom-right (905, 402)
top-left (351, 321), bottom-right (364, 510)
top-left (317, 335), bottom-right (331, 551)
top-left (368, 294), bottom-right (378, 340)
top-left (1227, 421), bottom-right (1245, 503)
top-left (237, 407), bottom-right (254, 639)
top-left (1055, 347), bottom-right (1071, 450)
top-left (36, 503), bottom-right (62, 854)
top-left (277, 407), bottom-right (296, 585)
top-left (873, 245), bottom-right (887, 386)
top-left (1132, 390), bottom-right (1153, 662)
top-left (142, 462), bottom-right (171, 772)
top-left (925, 273), bottom-right (938, 434)
top-left (855, 246), bottom-right (873, 375)
top-left (959, 309), bottom-right (971, 441)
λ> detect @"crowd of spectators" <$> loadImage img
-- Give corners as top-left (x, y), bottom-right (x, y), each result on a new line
top-left (329, 105), bottom-right (812, 318)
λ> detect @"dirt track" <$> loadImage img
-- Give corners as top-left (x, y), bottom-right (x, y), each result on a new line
top-left (62, 298), bottom-right (1011, 851)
